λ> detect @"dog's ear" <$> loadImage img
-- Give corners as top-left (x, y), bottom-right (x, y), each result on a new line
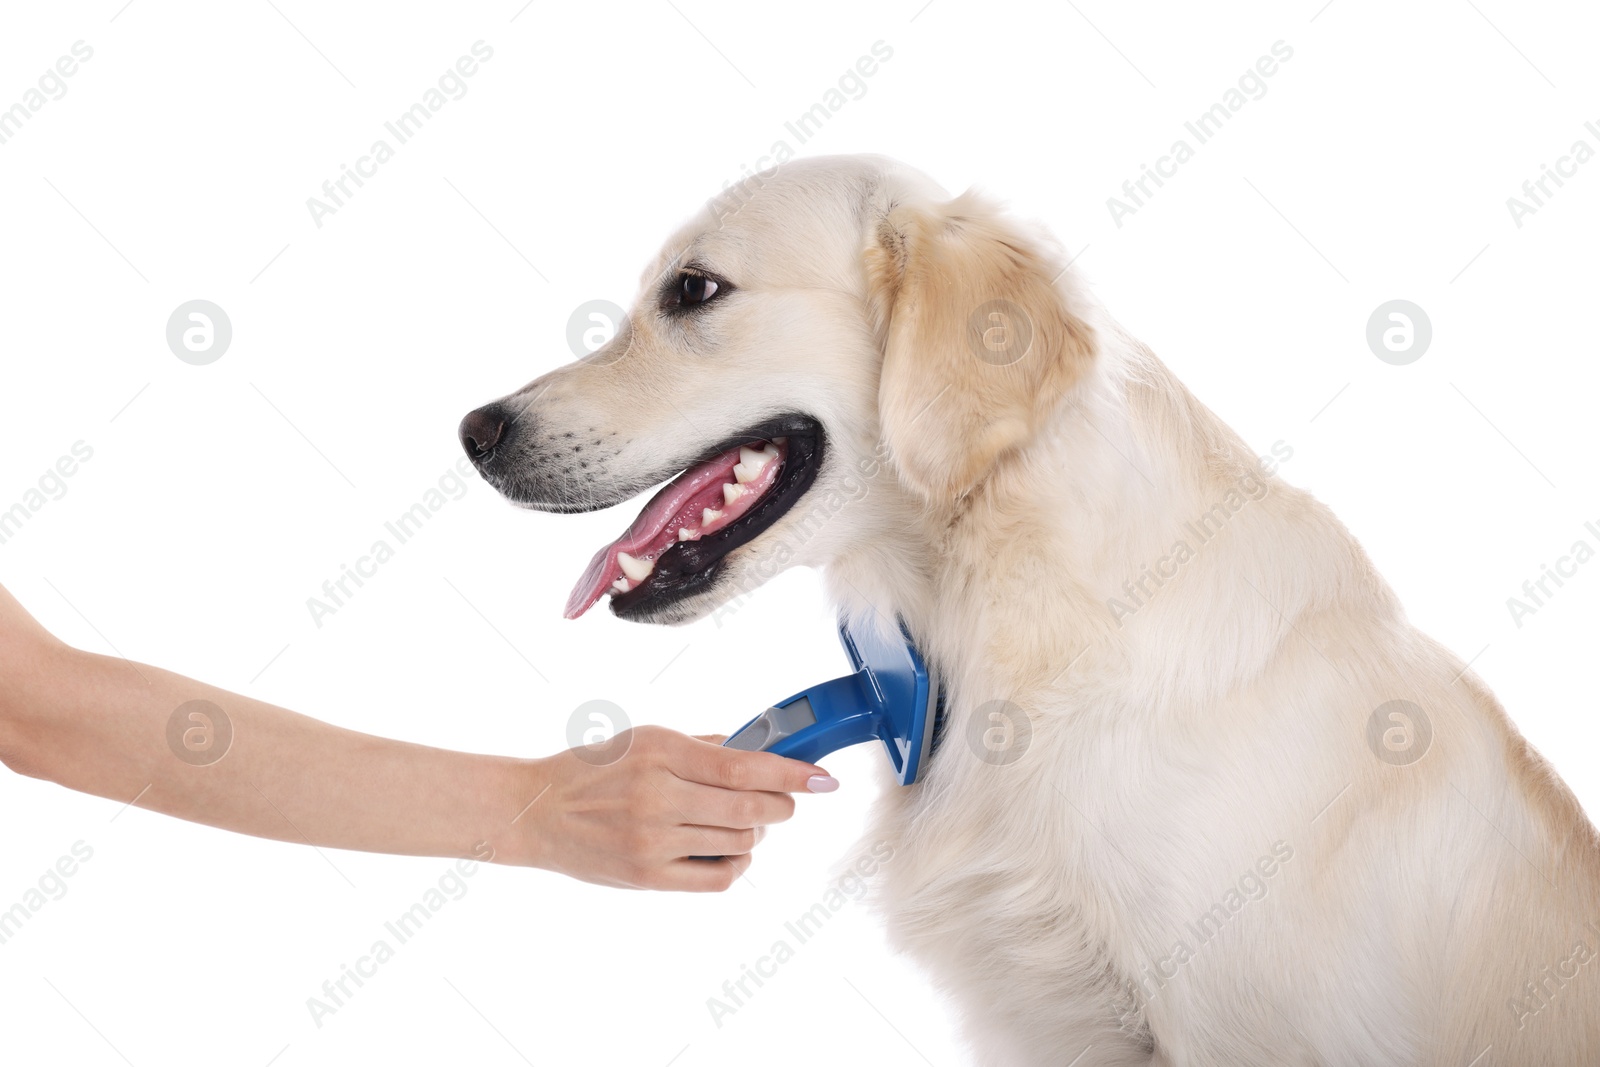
top-left (864, 191), bottom-right (1096, 500)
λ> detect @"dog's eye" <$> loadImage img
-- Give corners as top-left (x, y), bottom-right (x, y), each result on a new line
top-left (672, 273), bottom-right (720, 308)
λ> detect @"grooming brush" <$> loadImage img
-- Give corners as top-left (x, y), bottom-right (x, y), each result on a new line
top-left (722, 611), bottom-right (944, 786)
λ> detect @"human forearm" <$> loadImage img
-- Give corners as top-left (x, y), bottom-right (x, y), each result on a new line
top-left (2, 638), bottom-right (542, 866)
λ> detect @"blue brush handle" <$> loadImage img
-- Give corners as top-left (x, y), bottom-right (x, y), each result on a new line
top-left (734, 670), bottom-right (886, 765)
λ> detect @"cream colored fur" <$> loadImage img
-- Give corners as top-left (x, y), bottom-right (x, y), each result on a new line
top-left (483, 155), bottom-right (1600, 1065)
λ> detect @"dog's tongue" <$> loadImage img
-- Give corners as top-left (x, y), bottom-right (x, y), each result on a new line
top-left (564, 441), bottom-right (783, 619)
top-left (563, 491), bottom-right (695, 621)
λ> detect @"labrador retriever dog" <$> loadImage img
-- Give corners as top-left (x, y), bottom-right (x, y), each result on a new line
top-left (459, 155), bottom-right (1600, 1065)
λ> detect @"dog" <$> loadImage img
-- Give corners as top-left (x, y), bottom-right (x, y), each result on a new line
top-left (460, 155), bottom-right (1600, 1065)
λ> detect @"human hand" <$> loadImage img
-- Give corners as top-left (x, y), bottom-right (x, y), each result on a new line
top-left (519, 725), bottom-right (838, 892)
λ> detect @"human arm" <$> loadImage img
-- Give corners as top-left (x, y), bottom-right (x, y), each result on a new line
top-left (0, 583), bottom-right (835, 891)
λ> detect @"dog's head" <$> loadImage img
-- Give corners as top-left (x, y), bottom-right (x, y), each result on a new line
top-left (461, 155), bottom-right (1095, 624)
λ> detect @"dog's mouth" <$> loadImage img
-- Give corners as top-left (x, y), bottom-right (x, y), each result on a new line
top-left (565, 414), bottom-right (824, 620)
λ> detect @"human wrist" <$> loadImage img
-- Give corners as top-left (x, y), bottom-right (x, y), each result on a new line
top-left (489, 754), bottom-right (558, 870)
top-left (0, 625), bottom-right (75, 778)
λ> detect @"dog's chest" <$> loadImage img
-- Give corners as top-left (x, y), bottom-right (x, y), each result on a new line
top-left (864, 741), bottom-right (1163, 1046)
top-left (868, 685), bottom-right (1283, 1048)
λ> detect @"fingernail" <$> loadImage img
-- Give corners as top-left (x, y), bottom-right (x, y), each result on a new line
top-left (807, 775), bottom-right (839, 793)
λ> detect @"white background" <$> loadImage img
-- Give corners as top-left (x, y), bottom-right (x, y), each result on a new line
top-left (1, 1), bottom-right (1597, 1064)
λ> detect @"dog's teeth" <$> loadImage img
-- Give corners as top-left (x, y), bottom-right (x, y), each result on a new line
top-left (702, 507), bottom-right (723, 526)
top-left (723, 483), bottom-right (746, 506)
top-left (678, 526), bottom-right (700, 541)
top-left (773, 437), bottom-right (787, 445)
top-left (734, 445), bottom-right (774, 484)
top-left (617, 552), bottom-right (654, 582)
top-left (611, 577), bottom-right (631, 593)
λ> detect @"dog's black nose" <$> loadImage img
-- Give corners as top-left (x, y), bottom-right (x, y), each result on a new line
top-left (459, 404), bottom-right (507, 460)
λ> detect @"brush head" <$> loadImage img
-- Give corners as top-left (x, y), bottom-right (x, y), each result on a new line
top-left (836, 613), bottom-right (939, 785)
